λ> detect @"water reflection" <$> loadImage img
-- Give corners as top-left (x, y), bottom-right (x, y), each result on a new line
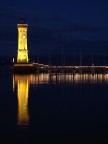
top-left (13, 73), bottom-right (108, 86)
top-left (13, 75), bottom-right (31, 127)
top-left (13, 73), bottom-right (108, 127)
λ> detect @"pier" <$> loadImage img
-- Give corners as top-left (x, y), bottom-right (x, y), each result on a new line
top-left (12, 63), bottom-right (108, 74)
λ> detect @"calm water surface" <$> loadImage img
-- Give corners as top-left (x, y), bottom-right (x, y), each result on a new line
top-left (0, 66), bottom-right (108, 139)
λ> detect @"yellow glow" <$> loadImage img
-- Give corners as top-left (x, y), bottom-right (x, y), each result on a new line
top-left (14, 75), bottom-right (30, 126)
top-left (13, 73), bottom-right (108, 127)
top-left (17, 24), bottom-right (28, 63)
top-left (14, 74), bottom-right (108, 86)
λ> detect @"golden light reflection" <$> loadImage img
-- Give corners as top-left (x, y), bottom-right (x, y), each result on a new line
top-left (13, 73), bottom-right (108, 89)
top-left (13, 73), bottom-right (108, 125)
top-left (14, 75), bottom-right (31, 126)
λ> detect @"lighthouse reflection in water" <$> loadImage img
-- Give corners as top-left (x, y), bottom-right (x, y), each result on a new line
top-left (12, 73), bottom-right (108, 134)
top-left (13, 74), bottom-right (50, 128)
top-left (13, 75), bottom-right (30, 127)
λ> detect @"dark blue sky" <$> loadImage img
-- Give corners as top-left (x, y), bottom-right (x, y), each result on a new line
top-left (0, 0), bottom-right (108, 56)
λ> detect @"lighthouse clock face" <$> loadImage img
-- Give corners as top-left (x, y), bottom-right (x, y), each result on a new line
top-left (23, 35), bottom-right (26, 38)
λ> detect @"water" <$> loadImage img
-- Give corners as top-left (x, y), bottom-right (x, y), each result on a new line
top-left (0, 66), bottom-right (108, 141)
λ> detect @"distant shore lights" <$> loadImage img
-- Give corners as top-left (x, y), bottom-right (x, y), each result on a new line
top-left (17, 18), bottom-right (28, 63)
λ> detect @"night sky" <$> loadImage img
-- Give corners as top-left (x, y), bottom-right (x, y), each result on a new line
top-left (0, 0), bottom-right (108, 57)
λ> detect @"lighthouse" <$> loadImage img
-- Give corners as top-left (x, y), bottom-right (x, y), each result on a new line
top-left (17, 18), bottom-right (28, 63)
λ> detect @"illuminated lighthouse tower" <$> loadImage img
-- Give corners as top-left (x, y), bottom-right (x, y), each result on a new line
top-left (17, 18), bottom-right (28, 63)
